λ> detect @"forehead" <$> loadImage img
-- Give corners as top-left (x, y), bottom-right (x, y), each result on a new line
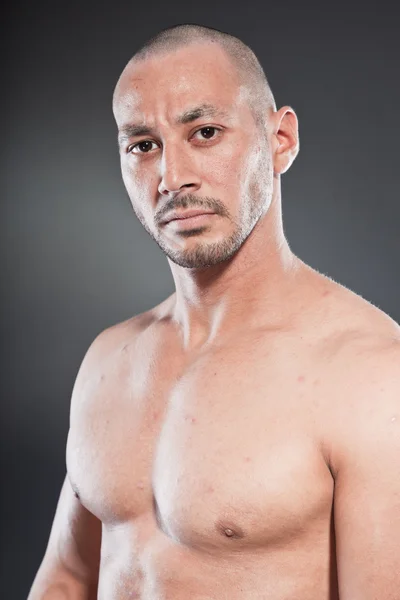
top-left (113, 43), bottom-right (246, 125)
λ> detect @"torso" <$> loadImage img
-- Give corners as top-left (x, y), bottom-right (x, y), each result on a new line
top-left (66, 266), bottom-right (399, 599)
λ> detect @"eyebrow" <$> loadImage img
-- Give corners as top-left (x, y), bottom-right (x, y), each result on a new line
top-left (177, 103), bottom-right (228, 124)
top-left (118, 123), bottom-right (154, 141)
top-left (118, 103), bottom-right (229, 144)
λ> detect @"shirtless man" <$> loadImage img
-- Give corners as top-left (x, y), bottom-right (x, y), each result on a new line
top-left (29, 24), bottom-right (400, 600)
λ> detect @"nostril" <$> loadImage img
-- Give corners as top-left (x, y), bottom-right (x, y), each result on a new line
top-left (159, 181), bottom-right (198, 196)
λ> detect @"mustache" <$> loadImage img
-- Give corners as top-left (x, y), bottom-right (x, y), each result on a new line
top-left (155, 194), bottom-right (231, 225)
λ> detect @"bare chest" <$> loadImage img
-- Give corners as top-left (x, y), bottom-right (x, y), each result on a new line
top-left (67, 339), bottom-right (333, 550)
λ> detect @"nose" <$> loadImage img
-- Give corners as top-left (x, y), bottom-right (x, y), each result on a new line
top-left (158, 143), bottom-right (201, 196)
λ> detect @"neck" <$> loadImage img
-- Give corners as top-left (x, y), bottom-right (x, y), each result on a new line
top-left (167, 185), bottom-right (301, 350)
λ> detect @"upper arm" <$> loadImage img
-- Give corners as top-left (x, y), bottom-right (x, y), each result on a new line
top-left (51, 475), bottom-right (102, 580)
top-left (30, 319), bottom-right (141, 598)
top-left (29, 326), bottom-right (116, 598)
top-left (29, 475), bottom-right (102, 597)
top-left (37, 325), bottom-right (117, 581)
top-left (36, 325), bottom-right (115, 583)
top-left (332, 347), bottom-right (400, 599)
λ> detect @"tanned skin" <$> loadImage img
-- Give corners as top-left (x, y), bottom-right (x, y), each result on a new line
top-left (29, 41), bottom-right (400, 600)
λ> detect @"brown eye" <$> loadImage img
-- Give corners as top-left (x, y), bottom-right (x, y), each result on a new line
top-left (200, 127), bottom-right (216, 139)
top-left (131, 140), bottom-right (157, 154)
top-left (192, 126), bottom-right (221, 144)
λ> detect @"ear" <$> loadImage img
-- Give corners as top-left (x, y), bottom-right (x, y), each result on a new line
top-left (271, 106), bottom-right (299, 175)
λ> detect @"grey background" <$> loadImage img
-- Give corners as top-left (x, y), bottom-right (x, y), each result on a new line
top-left (2, 1), bottom-right (399, 597)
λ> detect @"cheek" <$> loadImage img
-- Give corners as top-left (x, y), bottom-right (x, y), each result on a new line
top-left (120, 162), bottom-right (159, 227)
top-left (202, 142), bottom-right (244, 191)
top-left (121, 158), bottom-right (156, 200)
top-left (243, 142), bottom-right (272, 189)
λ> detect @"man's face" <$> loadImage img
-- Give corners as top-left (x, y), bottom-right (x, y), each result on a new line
top-left (113, 42), bottom-right (274, 268)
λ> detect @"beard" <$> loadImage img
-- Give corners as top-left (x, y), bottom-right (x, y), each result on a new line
top-left (133, 190), bottom-right (269, 269)
top-left (156, 222), bottom-right (247, 268)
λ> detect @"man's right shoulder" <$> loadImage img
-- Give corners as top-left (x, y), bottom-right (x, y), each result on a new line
top-left (69, 298), bottom-right (173, 413)
top-left (88, 310), bottom-right (154, 359)
top-left (82, 292), bottom-right (176, 366)
top-left (78, 314), bottom-right (146, 370)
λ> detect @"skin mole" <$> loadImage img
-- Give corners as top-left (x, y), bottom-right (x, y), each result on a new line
top-left (184, 413), bottom-right (197, 423)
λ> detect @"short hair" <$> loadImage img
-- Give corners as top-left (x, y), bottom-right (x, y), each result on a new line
top-left (125, 24), bottom-right (276, 127)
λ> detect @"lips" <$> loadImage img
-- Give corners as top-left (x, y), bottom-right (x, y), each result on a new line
top-left (163, 209), bottom-right (215, 224)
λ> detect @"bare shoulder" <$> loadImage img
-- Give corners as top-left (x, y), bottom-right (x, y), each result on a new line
top-left (299, 265), bottom-right (398, 356)
top-left (324, 320), bottom-right (400, 486)
top-left (80, 294), bottom-right (175, 362)
top-left (69, 294), bottom-right (175, 419)
top-left (305, 267), bottom-right (400, 471)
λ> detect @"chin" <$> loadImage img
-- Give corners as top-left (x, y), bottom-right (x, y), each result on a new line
top-left (164, 235), bottom-right (244, 269)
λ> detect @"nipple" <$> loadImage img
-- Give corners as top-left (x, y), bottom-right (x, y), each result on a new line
top-left (216, 520), bottom-right (244, 539)
top-left (224, 528), bottom-right (234, 537)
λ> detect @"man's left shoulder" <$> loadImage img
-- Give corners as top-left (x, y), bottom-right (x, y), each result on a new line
top-left (317, 276), bottom-right (400, 383)
top-left (328, 322), bottom-right (400, 411)
top-left (359, 334), bottom-right (400, 400)
top-left (335, 315), bottom-right (400, 392)
top-left (320, 306), bottom-right (400, 469)
top-left (317, 333), bottom-right (399, 486)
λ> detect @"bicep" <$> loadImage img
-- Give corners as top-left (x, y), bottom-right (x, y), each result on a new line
top-left (333, 415), bottom-right (400, 599)
top-left (34, 475), bottom-right (102, 590)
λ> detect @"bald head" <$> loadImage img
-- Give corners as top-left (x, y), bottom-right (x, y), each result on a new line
top-left (114, 24), bottom-right (276, 128)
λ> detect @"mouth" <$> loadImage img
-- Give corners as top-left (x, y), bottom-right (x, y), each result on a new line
top-left (162, 209), bottom-right (216, 224)
top-left (163, 211), bottom-right (217, 230)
